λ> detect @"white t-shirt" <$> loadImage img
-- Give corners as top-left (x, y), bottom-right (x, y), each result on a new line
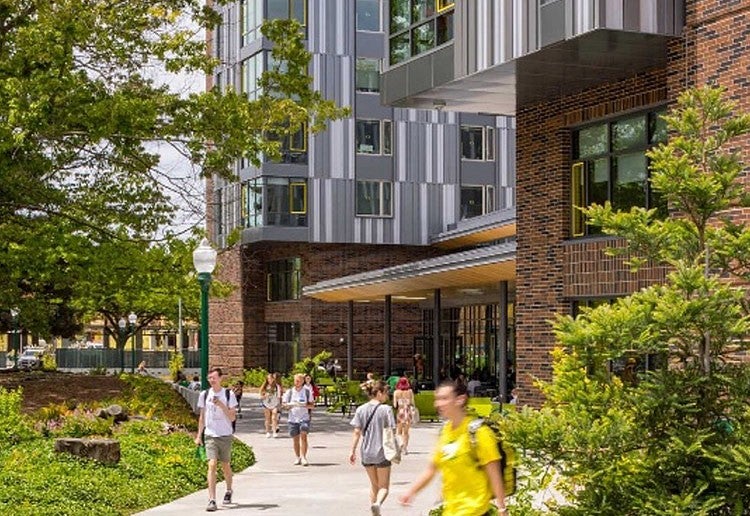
top-left (283, 386), bottom-right (312, 423)
top-left (198, 388), bottom-right (238, 437)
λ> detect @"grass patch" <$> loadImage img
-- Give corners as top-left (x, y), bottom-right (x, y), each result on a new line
top-left (0, 376), bottom-right (255, 515)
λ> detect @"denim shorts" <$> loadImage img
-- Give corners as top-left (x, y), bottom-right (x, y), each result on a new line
top-left (288, 420), bottom-right (311, 437)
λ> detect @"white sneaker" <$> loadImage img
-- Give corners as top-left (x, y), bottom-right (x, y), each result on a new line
top-left (272, 431), bottom-right (277, 438)
top-left (265, 432), bottom-right (271, 438)
top-left (301, 456), bottom-right (309, 466)
top-left (293, 457), bottom-right (302, 466)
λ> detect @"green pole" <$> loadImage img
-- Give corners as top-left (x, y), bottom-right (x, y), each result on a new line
top-left (120, 331), bottom-right (125, 374)
top-left (198, 272), bottom-right (211, 390)
top-left (130, 331), bottom-right (136, 374)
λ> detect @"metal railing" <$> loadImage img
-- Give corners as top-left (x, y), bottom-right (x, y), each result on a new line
top-left (55, 349), bottom-right (201, 370)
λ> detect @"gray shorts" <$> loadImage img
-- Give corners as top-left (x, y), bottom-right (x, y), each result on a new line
top-left (205, 435), bottom-right (233, 463)
top-left (362, 459), bottom-right (391, 468)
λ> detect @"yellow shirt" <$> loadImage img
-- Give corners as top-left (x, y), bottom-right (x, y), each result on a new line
top-left (432, 416), bottom-right (501, 516)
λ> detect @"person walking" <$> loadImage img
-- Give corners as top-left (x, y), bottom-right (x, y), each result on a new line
top-left (304, 374), bottom-right (319, 418)
top-left (349, 380), bottom-right (396, 516)
top-left (260, 373), bottom-right (281, 437)
top-left (195, 367), bottom-right (239, 512)
top-left (392, 376), bottom-right (415, 455)
top-left (398, 380), bottom-right (507, 516)
top-left (282, 373), bottom-right (314, 466)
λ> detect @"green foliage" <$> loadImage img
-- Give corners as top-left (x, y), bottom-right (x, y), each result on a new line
top-left (0, 5), bottom-right (348, 337)
top-left (0, 419), bottom-right (255, 515)
top-left (41, 352), bottom-right (57, 371)
top-left (243, 366), bottom-right (270, 387)
top-left (506, 87), bottom-right (750, 514)
top-left (168, 351), bottom-right (185, 382)
top-left (289, 349), bottom-right (332, 382)
top-left (0, 387), bottom-right (35, 445)
top-left (88, 366), bottom-right (108, 376)
top-left (117, 374), bottom-right (197, 429)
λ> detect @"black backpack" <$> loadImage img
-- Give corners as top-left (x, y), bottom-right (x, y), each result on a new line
top-left (201, 388), bottom-right (236, 433)
top-left (467, 418), bottom-right (516, 496)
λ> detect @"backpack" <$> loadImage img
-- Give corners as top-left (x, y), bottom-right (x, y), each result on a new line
top-left (467, 418), bottom-right (516, 496)
top-left (201, 388), bottom-right (236, 433)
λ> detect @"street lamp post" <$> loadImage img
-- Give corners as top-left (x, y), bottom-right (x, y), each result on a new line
top-left (118, 317), bottom-right (127, 373)
top-left (193, 238), bottom-right (217, 390)
top-left (9, 308), bottom-right (18, 367)
top-left (128, 312), bottom-right (137, 373)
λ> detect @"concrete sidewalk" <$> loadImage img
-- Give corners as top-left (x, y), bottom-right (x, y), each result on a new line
top-left (139, 394), bottom-right (444, 515)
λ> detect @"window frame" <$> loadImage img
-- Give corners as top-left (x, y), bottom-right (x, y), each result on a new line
top-left (356, 119), bottom-right (393, 156)
top-left (388, 0), bottom-right (454, 65)
top-left (356, 180), bottom-right (393, 218)
top-left (570, 109), bottom-right (667, 237)
top-left (266, 257), bottom-right (302, 302)
top-left (460, 125), bottom-right (495, 162)
top-left (460, 184), bottom-right (494, 220)
top-left (289, 181), bottom-right (307, 214)
top-left (355, 58), bottom-right (381, 93)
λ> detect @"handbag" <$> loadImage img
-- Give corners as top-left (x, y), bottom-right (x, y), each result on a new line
top-left (382, 426), bottom-right (401, 464)
top-left (411, 406), bottom-right (420, 425)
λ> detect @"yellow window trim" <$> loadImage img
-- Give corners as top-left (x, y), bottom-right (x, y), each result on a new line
top-left (437, 0), bottom-right (455, 13)
top-left (571, 161), bottom-right (585, 237)
top-left (289, 181), bottom-right (307, 214)
top-left (289, 122), bottom-right (307, 152)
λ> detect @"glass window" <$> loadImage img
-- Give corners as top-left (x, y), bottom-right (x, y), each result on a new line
top-left (612, 115), bottom-right (646, 152)
top-left (436, 12), bottom-right (453, 45)
top-left (411, 0), bottom-right (434, 24)
top-left (240, 0), bottom-right (262, 46)
top-left (356, 181), bottom-right (393, 216)
top-left (357, 0), bottom-right (381, 31)
top-left (356, 120), bottom-right (391, 155)
top-left (268, 0), bottom-right (306, 27)
top-left (460, 186), bottom-right (484, 219)
top-left (577, 124), bottom-right (608, 158)
top-left (269, 322), bottom-right (300, 372)
top-left (390, 0), bottom-right (410, 32)
top-left (290, 182), bottom-right (307, 214)
top-left (411, 21), bottom-right (435, 56)
top-left (383, 120), bottom-right (393, 155)
top-left (267, 258), bottom-right (301, 301)
top-left (356, 58), bottom-right (380, 92)
top-left (461, 126), bottom-right (484, 160)
top-left (240, 52), bottom-right (264, 100)
top-left (486, 127), bottom-right (495, 161)
top-left (390, 32), bottom-right (410, 65)
top-left (389, 0), bottom-right (453, 64)
top-left (572, 108), bottom-right (667, 237)
top-left (356, 120), bottom-right (380, 154)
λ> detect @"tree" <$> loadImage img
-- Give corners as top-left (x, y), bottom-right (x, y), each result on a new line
top-left (0, 1), bottom-right (348, 335)
top-left (503, 87), bottom-right (750, 515)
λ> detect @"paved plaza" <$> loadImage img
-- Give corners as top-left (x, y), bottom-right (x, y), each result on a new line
top-left (139, 393), bottom-right (444, 515)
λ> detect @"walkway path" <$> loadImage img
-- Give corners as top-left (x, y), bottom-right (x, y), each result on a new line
top-left (139, 393), bottom-right (444, 515)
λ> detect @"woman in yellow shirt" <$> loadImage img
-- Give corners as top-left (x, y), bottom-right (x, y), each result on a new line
top-left (398, 381), bottom-right (507, 515)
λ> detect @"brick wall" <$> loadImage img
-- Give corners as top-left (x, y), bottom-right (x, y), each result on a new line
top-left (210, 241), bottom-right (441, 376)
top-left (515, 0), bottom-right (750, 406)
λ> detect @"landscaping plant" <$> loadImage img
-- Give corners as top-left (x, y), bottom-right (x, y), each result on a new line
top-left (503, 86), bottom-right (750, 515)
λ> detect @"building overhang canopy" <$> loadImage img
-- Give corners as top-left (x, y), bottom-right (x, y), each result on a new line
top-left (397, 29), bottom-right (676, 115)
top-left (431, 209), bottom-right (516, 250)
top-left (303, 242), bottom-right (516, 303)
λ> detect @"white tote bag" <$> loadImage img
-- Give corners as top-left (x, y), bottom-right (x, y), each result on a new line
top-left (382, 426), bottom-right (402, 464)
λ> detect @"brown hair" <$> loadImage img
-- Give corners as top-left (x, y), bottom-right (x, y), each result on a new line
top-left (209, 367), bottom-right (223, 377)
top-left (365, 380), bottom-right (389, 398)
top-left (438, 379), bottom-right (469, 406)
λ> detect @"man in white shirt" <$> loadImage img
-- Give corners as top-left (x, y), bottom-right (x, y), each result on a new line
top-left (195, 367), bottom-right (238, 512)
top-left (283, 373), bottom-right (314, 466)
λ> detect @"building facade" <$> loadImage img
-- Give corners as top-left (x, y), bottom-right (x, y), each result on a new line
top-left (206, 0), bottom-right (516, 377)
top-left (368, 0), bottom-right (750, 406)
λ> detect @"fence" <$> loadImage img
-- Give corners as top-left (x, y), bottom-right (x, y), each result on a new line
top-left (55, 349), bottom-right (201, 371)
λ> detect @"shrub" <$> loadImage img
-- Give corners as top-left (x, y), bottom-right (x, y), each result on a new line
top-left (168, 351), bottom-right (184, 382)
top-left (243, 367), bottom-right (269, 387)
top-left (0, 387), bottom-right (35, 444)
top-left (41, 353), bottom-right (57, 371)
top-left (289, 349), bottom-right (332, 382)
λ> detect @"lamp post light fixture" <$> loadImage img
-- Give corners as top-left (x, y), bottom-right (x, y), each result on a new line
top-left (193, 238), bottom-right (217, 390)
top-left (128, 312), bottom-right (138, 373)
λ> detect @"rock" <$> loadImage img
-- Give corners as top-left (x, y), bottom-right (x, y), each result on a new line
top-left (104, 404), bottom-right (128, 423)
top-left (54, 438), bottom-right (121, 464)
